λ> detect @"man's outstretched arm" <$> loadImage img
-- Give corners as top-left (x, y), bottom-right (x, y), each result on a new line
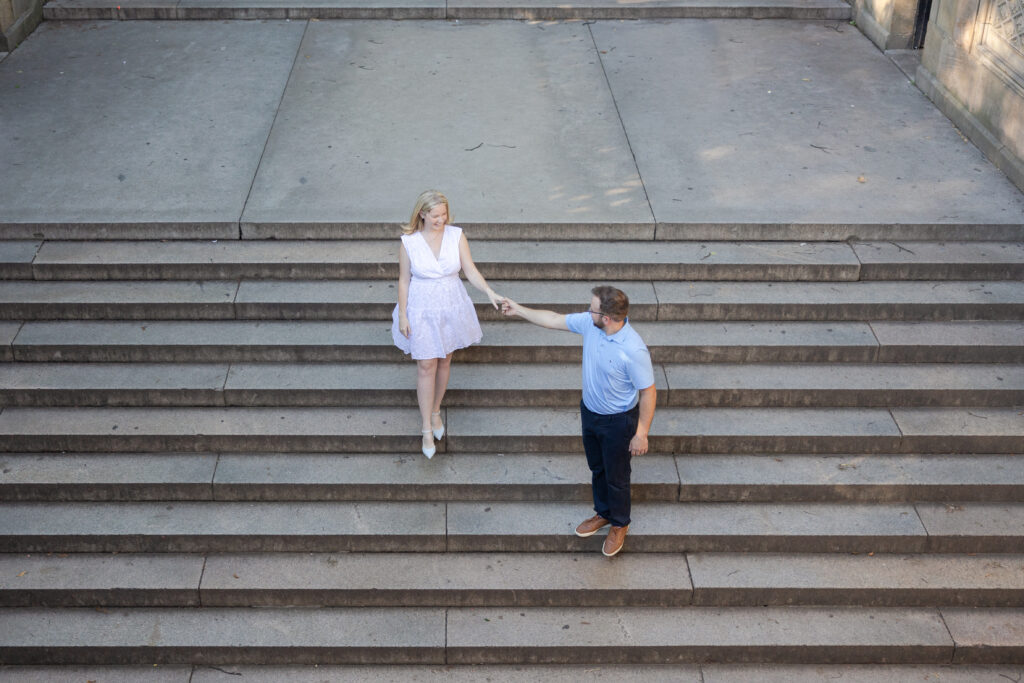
top-left (501, 298), bottom-right (570, 330)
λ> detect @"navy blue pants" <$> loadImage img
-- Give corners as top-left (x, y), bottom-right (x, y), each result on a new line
top-left (581, 400), bottom-right (639, 528)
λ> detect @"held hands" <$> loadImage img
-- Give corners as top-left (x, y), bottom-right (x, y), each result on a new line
top-left (500, 297), bottom-right (521, 317)
top-left (629, 431), bottom-right (649, 457)
top-left (486, 290), bottom-right (504, 310)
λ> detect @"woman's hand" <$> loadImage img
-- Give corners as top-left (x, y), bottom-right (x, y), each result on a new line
top-left (399, 313), bottom-right (411, 338)
top-left (486, 290), bottom-right (503, 310)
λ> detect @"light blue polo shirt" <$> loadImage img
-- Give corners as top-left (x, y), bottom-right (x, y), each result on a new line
top-left (565, 312), bottom-right (656, 415)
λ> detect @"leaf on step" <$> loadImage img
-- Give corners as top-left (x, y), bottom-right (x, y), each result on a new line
top-left (15, 570), bottom-right (26, 577)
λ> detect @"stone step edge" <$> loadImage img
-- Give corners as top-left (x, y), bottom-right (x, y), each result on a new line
top-left (1, 606), bottom-right (1019, 665)
top-left (42, 3), bottom-right (853, 20)
top-left (1, 501), bottom-right (1020, 553)
top-left (0, 665), bottom-right (1015, 680)
top-left (4, 452), bottom-right (1024, 504)
top-left (3, 221), bottom-right (1022, 242)
top-left (2, 552), bottom-right (1023, 608)
top-left (1, 361), bottom-right (1021, 408)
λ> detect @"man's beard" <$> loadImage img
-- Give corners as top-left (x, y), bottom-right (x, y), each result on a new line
top-left (592, 318), bottom-right (605, 330)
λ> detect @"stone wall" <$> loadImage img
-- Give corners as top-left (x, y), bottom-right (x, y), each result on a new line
top-left (917, 0), bottom-right (1024, 190)
top-left (854, 0), bottom-right (919, 49)
top-left (0, 0), bottom-right (43, 51)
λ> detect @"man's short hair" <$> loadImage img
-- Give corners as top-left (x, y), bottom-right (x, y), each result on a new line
top-left (592, 286), bottom-right (629, 321)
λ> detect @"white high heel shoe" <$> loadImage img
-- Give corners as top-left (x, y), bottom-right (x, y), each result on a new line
top-left (430, 411), bottom-right (445, 440)
top-left (421, 430), bottom-right (436, 459)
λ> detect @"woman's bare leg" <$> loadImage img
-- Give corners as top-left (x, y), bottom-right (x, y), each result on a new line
top-left (431, 353), bottom-right (453, 432)
top-left (417, 359), bottom-right (438, 449)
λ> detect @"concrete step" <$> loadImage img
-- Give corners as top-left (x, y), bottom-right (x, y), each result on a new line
top-left (6, 239), bottom-right (1021, 282)
top-left (8, 240), bottom-right (858, 281)
top-left (4, 453), bottom-right (1020, 503)
top-left (0, 500), bottom-right (1020, 553)
top-left (852, 241), bottom-right (1024, 280)
top-left (3, 552), bottom-right (1022, 608)
top-left (8, 221), bottom-right (1024, 243)
top-left (2, 279), bottom-right (1022, 321)
top-left (2, 362), bottom-right (1020, 408)
top-left (6, 320), bottom-right (1022, 364)
top-left (0, 406), bottom-right (1021, 454)
top-left (0, 665), bottom-right (1020, 682)
top-left (3, 605), bottom-right (1022, 665)
top-left (40, 0), bottom-right (854, 21)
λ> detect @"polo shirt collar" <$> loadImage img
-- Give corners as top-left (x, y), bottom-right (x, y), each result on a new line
top-left (601, 318), bottom-right (631, 343)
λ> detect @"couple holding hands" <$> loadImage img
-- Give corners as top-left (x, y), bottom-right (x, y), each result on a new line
top-left (391, 190), bottom-right (656, 557)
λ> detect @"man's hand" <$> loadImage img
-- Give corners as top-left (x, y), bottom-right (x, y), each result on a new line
top-left (629, 431), bottom-right (649, 456)
top-left (501, 298), bottom-right (521, 317)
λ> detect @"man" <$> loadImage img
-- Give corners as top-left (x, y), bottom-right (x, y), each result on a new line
top-left (501, 285), bottom-right (656, 557)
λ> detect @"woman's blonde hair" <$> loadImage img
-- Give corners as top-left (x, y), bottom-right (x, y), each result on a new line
top-left (403, 190), bottom-right (450, 235)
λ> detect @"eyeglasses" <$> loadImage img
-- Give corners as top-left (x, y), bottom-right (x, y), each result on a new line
top-left (588, 309), bottom-right (607, 317)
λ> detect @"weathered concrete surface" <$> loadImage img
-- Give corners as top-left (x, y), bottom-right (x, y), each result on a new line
top-left (26, 239), bottom-right (864, 281)
top-left (853, 241), bottom-right (1024, 280)
top-left (11, 320), bottom-right (400, 362)
top-left (222, 362), bottom-right (666, 407)
top-left (446, 501), bottom-right (929, 552)
top-left (590, 20), bottom-right (1024, 228)
top-left (891, 408), bottom-right (1024, 453)
top-left (0, 241), bottom-right (40, 279)
top-left (916, 503), bottom-right (1024, 553)
top-left (942, 609), bottom-right (1024, 663)
top-left (45, 0), bottom-right (851, 20)
top-left (1, 20), bottom-right (1022, 239)
top-left (0, 321), bottom-right (21, 361)
top-left (448, 406), bottom-right (904, 454)
top-left (872, 322), bottom-right (1024, 362)
top-left (448, 0), bottom-right (850, 19)
top-left (0, 553), bottom-right (204, 606)
top-left (212, 453), bottom-right (679, 501)
top-left (0, 406), bottom-right (427, 452)
top-left (676, 454), bottom-right (1024, 502)
top-left (0, 501), bottom-right (447, 551)
top-left (0, 280), bottom-right (239, 320)
top-left (191, 665), bottom-right (703, 681)
top-left (664, 363), bottom-right (1024, 407)
top-left (0, 667), bottom-right (192, 682)
top-left (702, 664), bottom-right (1024, 681)
top-left (0, 607), bottom-right (447, 664)
top-left (652, 280), bottom-right (1024, 321)
top-left (200, 552), bottom-right (692, 606)
top-left (687, 553), bottom-right (1024, 606)
top-left (0, 362), bottom-right (231, 406)
top-left (172, 0), bottom-right (445, 21)
top-left (0, 21), bottom-right (305, 232)
top-left (445, 606), bottom-right (953, 663)
top-left (0, 453), bottom-right (217, 501)
top-left (241, 20), bottom-right (651, 235)
top-left (8, 320), bottom-right (885, 364)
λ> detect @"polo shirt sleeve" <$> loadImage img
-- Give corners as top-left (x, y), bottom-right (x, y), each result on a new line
top-left (627, 345), bottom-right (656, 391)
top-left (564, 312), bottom-right (590, 335)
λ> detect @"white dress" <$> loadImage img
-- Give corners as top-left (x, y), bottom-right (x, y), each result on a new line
top-left (391, 225), bottom-right (483, 360)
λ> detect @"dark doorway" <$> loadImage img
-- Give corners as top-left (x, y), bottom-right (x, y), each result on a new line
top-left (913, 0), bottom-right (933, 48)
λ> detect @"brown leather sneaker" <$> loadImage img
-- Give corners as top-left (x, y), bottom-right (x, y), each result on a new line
top-left (602, 525), bottom-right (629, 557)
top-left (574, 514), bottom-right (610, 538)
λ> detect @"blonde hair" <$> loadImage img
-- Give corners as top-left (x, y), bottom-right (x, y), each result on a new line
top-left (402, 190), bottom-right (450, 235)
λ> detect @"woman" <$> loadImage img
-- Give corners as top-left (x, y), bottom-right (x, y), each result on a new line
top-left (392, 190), bottom-right (502, 458)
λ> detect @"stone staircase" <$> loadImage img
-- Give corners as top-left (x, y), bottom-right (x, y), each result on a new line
top-left (1, 229), bottom-right (1022, 676)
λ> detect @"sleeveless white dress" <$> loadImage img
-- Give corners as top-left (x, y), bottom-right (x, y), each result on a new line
top-left (391, 225), bottom-right (483, 360)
